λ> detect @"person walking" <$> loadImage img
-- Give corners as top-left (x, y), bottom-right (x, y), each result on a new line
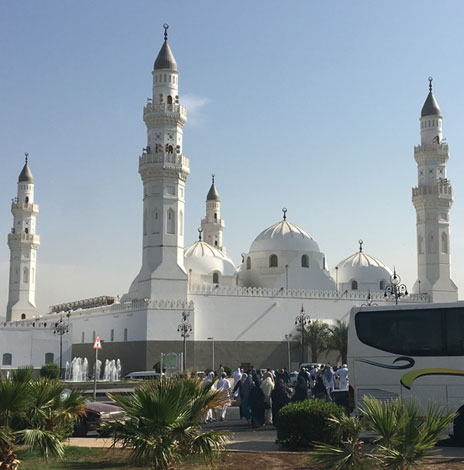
top-left (322, 364), bottom-right (335, 397)
top-left (336, 364), bottom-right (349, 390)
top-left (249, 375), bottom-right (265, 428)
top-left (271, 378), bottom-right (291, 426)
top-left (260, 372), bottom-right (274, 425)
top-left (291, 376), bottom-right (308, 402)
top-left (239, 373), bottom-right (253, 423)
top-left (201, 371), bottom-right (215, 422)
top-left (216, 372), bottom-right (231, 421)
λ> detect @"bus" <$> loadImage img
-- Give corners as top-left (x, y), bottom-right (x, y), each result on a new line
top-left (348, 301), bottom-right (464, 441)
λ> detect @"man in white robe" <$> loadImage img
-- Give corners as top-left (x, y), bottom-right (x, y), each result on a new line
top-left (336, 364), bottom-right (349, 390)
top-left (216, 373), bottom-right (232, 421)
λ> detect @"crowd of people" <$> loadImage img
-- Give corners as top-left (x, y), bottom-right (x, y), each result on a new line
top-left (200, 363), bottom-right (349, 428)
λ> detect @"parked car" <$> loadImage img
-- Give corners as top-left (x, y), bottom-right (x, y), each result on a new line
top-left (124, 370), bottom-right (164, 380)
top-left (74, 400), bottom-right (127, 437)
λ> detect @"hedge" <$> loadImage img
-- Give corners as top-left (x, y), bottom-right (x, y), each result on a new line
top-left (276, 398), bottom-right (347, 448)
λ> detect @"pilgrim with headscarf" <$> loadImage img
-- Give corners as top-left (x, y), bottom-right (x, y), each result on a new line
top-left (271, 378), bottom-right (291, 426)
top-left (260, 372), bottom-right (275, 425)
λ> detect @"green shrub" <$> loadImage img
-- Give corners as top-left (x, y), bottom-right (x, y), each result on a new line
top-left (40, 363), bottom-right (60, 379)
top-left (276, 398), bottom-right (347, 449)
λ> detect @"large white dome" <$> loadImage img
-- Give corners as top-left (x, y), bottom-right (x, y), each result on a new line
top-left (184, 241), bottom-right (236, 276)
top-left (250, 219), bottom-right (320, 253)
top-left (332, 242), bottom-right (392, 288)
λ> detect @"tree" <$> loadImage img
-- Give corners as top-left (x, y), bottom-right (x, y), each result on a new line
top-left (294, 320), bottom-right (331, 363)
top-left (40, 363), bottom-right (60, 380)
top-left (309, 397), bottom-right (456, 470)
top-left (0, 375), bottom-right (85, 469)
top-left (106, 376), bottom-right (229, 470)
top-left (327, 320), bottom-right (348, 365)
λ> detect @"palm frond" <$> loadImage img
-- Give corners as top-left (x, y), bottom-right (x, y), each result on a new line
top-left (17, 428), bottom-right (65, 461)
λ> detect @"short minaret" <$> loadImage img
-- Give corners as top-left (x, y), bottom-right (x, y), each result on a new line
top-left (6, 154), bottom-right (40, 321)
top-left (412, 78), bottom-right (457, 302)
top-left (122, 25), bottom-right (190, 302)
top-left (201, 174), bottom-right (226, 253)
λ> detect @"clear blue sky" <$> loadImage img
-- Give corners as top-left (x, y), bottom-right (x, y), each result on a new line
top-left (1, 0), bottom-right (464, 315)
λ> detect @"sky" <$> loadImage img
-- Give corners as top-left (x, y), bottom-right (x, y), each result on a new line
top-left (1, 0), bottom-right (464, 316)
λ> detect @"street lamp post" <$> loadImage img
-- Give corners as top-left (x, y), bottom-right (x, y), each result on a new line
top-left (207, 337), bottom-right (215, 373)
top-left (384, 268), bottom-right (408, 305)
top-left (177, 311), bottom-right (192, 372)
top-left (53, 312), bottom-right (71, 380)
top-left (294, 305), bottom-right (311, 365)
top-left (284, 334), bottom-right (292, 371)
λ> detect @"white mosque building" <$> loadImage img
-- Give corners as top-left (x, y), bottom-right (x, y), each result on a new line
top-left (0, 27), bottom-right (456, 374)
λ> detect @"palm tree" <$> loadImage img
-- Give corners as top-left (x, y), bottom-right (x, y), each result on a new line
top-left (294, 320), bottom-right (331, 363)
top-left (106, 376), bottom-right (230, 470)
top-left (0, 375), bottom-right (85, 469)
top-left (309, 397), bottom-right (456, 470)
top-left (327, 320), bottom-right (348, 364)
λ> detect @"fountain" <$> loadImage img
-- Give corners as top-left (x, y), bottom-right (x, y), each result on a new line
top-left (65, 357), bottom-right (122, 381)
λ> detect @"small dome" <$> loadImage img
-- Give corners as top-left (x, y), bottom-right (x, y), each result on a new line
top-left (184, 241), bottom-right (236, 276)
top-left (332, 242), bottom-right (392, 286)
top-left (421, 91), bottom-right (441, 117)
top-left (18, 163), bottom-right (33, 183)
top-left (250, 218), bottom-right (320, 253)
top-left (154, 41), bottom-right (177, 71)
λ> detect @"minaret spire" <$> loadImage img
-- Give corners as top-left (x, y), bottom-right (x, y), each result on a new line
top-left (7, 156), bottom-right (40, 321)
top-left (412, 80), bottom-right (457, 302)
top-left (201, 175), bottom-right (226, 253)
top-left (121, 25), bottom-right (189, 303)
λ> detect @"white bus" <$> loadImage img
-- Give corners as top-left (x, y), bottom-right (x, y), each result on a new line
top-left (348, 301), bottom-right (464, 442)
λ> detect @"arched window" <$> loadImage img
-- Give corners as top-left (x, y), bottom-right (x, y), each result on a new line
top-left (81, 331), bottom-right (85, 343)
top-left (212, 272), bottom-right (219, 284)
top-left (379, 280), bottom-right (385, 290)
top-left (110, 329), bottom-right (114, 342)
top-left (246, 257), bottom-right (251, 270)
top-left (214, 213), bottom-right (217, 220)
top-left (214, 240), bottom-right (218, 246)
top-left (25, 228), bottom-right (28, 234)
top-left (44, 353), bottom-right (54, 364)
top-left (152, 209), bottom-right (160, 234)
top-left (442, 232), bottom-right (448, 254)
top-left (21, 313), bottom-right (26, 320)
top-left (301, 255), bottom-right (309, 268)
top-left (124, 328), bottom-right (128, 342)
top-left (167, 209), bottom-right (175, 234)
top-left (159, 93), bottom-right (163, 103)
top-left (23, 267), bottom-right (29, 284)
top-left (25, 196), bottom-right (29, 203)
top-left (269, 254), bottom-right (278, 268)
top-left (2, 353), bottom-right (12, 366)
top-left (351, 280), bottom-right (358, 290)
top-left (92, 331), bottom-right (96, 343)
top-left (167, 95), bottom-right (173, 104)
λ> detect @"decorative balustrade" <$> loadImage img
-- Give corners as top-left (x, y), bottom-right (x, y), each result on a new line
top-left (414, 143), bottom-right (449, 153)
top-left (139, 152), bottom-right (189, 168)
top-left (11, 202), bottom-right (39, 212)
top-left (188, 284), bottom-right (429, 302)
top-left (412, 182), bottom-right (452, 198)
top-left (143, 103), bottom-right (187, 118)
top-left (7, 233), bottom-right (40, 243)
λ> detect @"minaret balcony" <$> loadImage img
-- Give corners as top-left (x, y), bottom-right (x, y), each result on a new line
top-left (412, 183), bottom-right (452, 198)
top-left (143, 103), bottom-right (187, 119)
top-left (139, 152), bottom-right (189, 169)
top-left (8, 233), bottom-right (40, 245)
top-left (414, 143), bottom-right (448, 153)
top-left (11, 202), bottom-right (39, 213)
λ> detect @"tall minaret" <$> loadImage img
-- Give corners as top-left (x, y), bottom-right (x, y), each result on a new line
top-left (201, 175), bottom-right (226, 253)
top-left (6, 154), bottom-right (40, 321)
top-left (412, 78), bottom-right (457, 302)
top-left (122, 25), bottom-right (190, 302)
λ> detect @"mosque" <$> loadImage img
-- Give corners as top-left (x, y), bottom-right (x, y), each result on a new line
top-left (0, 26), bottom-right (457, 374)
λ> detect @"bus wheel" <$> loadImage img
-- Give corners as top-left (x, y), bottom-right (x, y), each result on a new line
top-left (453, 407), bottom-right (464, 445)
